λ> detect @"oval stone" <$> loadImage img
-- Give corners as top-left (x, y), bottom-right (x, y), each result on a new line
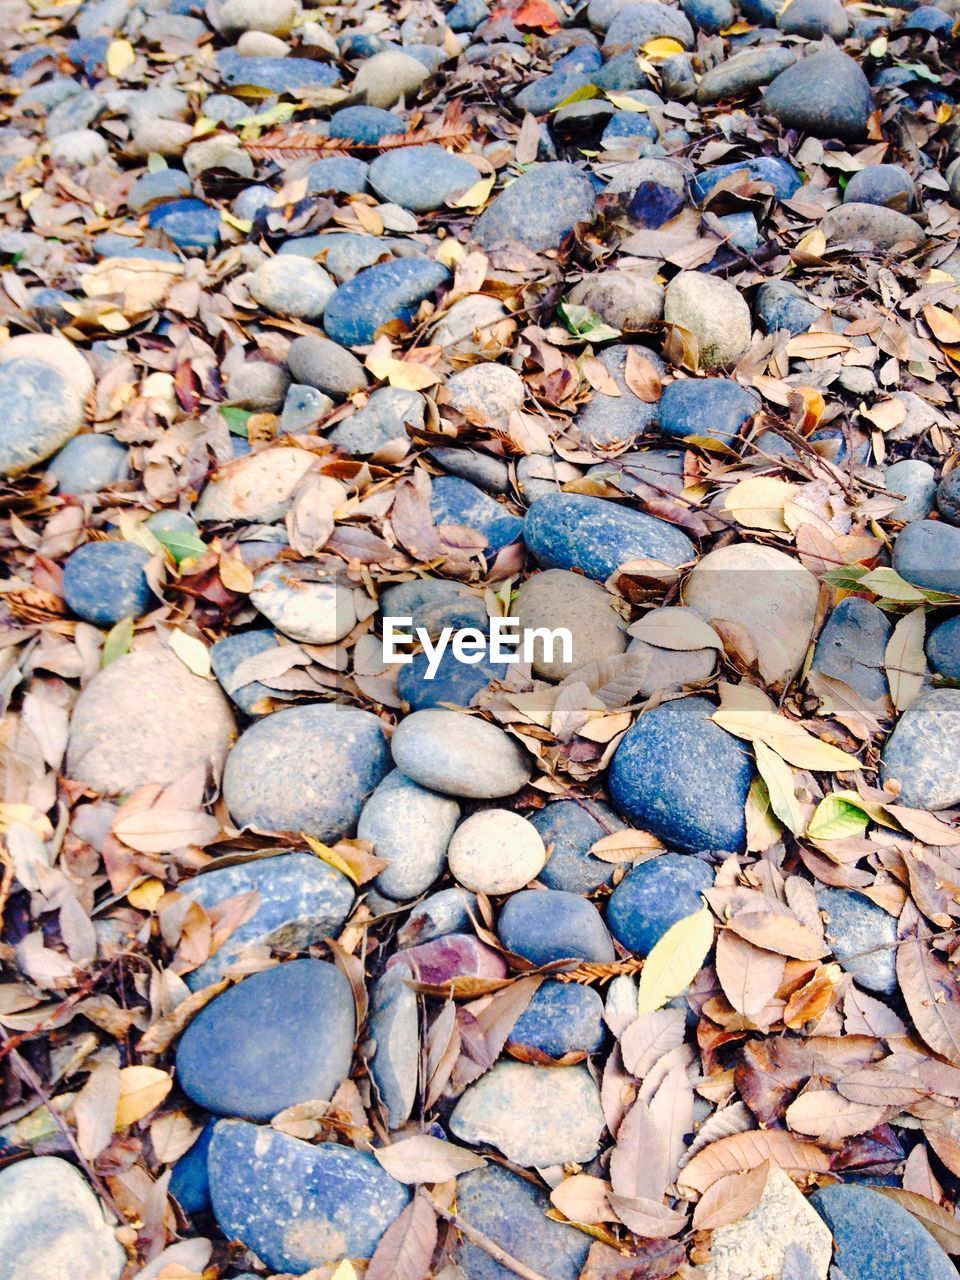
top-left (809, 1183), bottom-right (956, 1280)
top-left (0, 357), bottom-right (84, 476)
top-left (817, 886), bottom-right (896, 995)
top-left (658, 377), bottom-right (758, 444)
top-left (507, 981), bottom-right (606, 1059)
top-left (366, 965), bottom-right (419, 1127)
top-left (47, 434), bottom-right (129, 494)
top-left (195, 448), bottom-right (318, 523)
top-left (809, 597), bottom-right (892, 703)
top-left (892, 519), bottom-right (960, 595)
top-left (448, 809), bottom-right (547, 894)
top-left (474, 162), bottom-right (597, 252)
top-left (515, 568), bottom-right (627, 680)
top-left (391, 708), bottom-right (533, 798)
top-left (881, 688), bottom-right (960, 810)
top-left (532, 799), bottom-right (627, 893)
top-left (250, 563), bottom-right (357, 644)
top-left (368, 144), bottom-right (477, 212)
top-left (607, 852), bottom-right (713, 955)
top-left (927, 614), bottom-right (960, 680)
top-left (762, 49), bottom-right (873, 142)
top-left (358, 769), bottom-right (460, 900)
top-left (498, 888), bottom-right (615, 964)
top-left (176, 959), bottom-right (355, 1119)
top-left (323, 258), bottom-right (450, 347)
top-left (62, 541), bottom-right (156, 627)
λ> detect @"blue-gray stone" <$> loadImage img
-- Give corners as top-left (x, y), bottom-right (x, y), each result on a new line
top-left (232, 185), bottom-right (273, 223)
top-left (881, 688), bottom-right (960, 810)
top-left (305, 156), bottom-right (370, 195)
top-left (507, 981), bottom-right (605, 1058)
top-left (937, 469), bottom-right (960, 523)
top-left (149, 199), bottom-right (220, 253)
top-left (203, 93), bottom-right (250, 125)
top-left (448, 0), bottom-right (489, 29)
top-left (809, 1184), bottom-right (956, 1280)
top-left (681, 0), bottom-right (734, 32)
top-left (366, 964), bottom-right (419, 1126)
top-left (885, 459), bottom-right (936, 522)
top-left (575, 345), bottom-right (666, 446)
top-left (369, 144), bottom-right (477, 212)
top-left (593, 50), bottom-right (651, 90)
top-left (222, 704), bottom-right (390, 839)
top-left (892, 519), bottom-right (960, 594)
top-left (380, 577), bottom-right (465, 622)
top-left (324, 258), bottom-right (450, 347)
top-left (287, 334), bottom-right (368, 399)
top-left (817, 886), bottom-right (896, 995)
top-left (455, 1165), bottom-right (590, 1280)
top-left (67, 37), bottom-right (109, 74)
top-left (280, 383), bottom-right (333, 434)
top-left (742, 0), bottom-right (783, 17)
top-left (904, 4), bottom-right (954, 31)
top-left (30, 287), bottom-right (75, 328)
top-left (280, 231), bottom-right (391, 280)
top-left (430, 476), bottom-right (524, 558)
top-left (329, 105), bottom-right (407, 142)
top-left (532, 799), bottom-right (626, 893)
top-left (169, 1119), bottom-right (215, 1215)
top-left (0, 358), bottom-right (84, 477)
top-left (809, 426), bottom-right (872, 467)
top-left (329, 386), bottom-right (425, 453)
top-left (217, 50), bottom-right (341, 93)
top-left (47, 434), bottom-right (129, 493)
top-left (692, 155), bottom-right (802, 202)
top-left (128, 168), bottom-right (193, 213)
top-left (844, 164), bottom-right (915, 211)
top-left (695, 45), bottom-right (797, 105)
top-left (428, 447), bottom-right (511, 494)
top-left (474, 162), bottom-right (597, 251)
top-left (391, 707), bottom-right (533, 798)
top-left (62, 542), bottom-right (155, 627)
top-left (398, 644), bottom-right (510, 710)
top-left (658, 378), bottom-right (758, 443)
top-left (498, 889), bottom-right (616, 965)
top-left (177, 959), bottom-right (355, 1119)
top-left (588, 448), bottom-right (686, 498)
top-left (927, 614), bottom-right (960, 680)
top-left (210, 631), bottom-right (295, 715)
top-left (778, 0), bottom-right (849, 38)
top-left (338, 32), bottom-right (389, 57)
top-left (603, 3), bottom-right (694, 51)
top-left (358, 768), bottom-right (459, 899)
top-left (756, 280), bottom-right (823, 335)
top-left (607, 852), bottom-right (713, 955)
top-left (524, 492), bottom-right (695, 582)
top-left (609, 696), bottom-right (753, 852)
top-left (208, 1119), bottom-right (409, 1270)
top-left (514, 70), bottom-right (594, 115)
top-left (762, 49), bottom-right (874, 142)
top-left (177, 852), bottom-right (355, 989)
top-left (810, 597), bottom-right (891, 702)
top-left (397, 886), bottom-right (478, 947)
top-left (601, 111), bottom-right (658, 147)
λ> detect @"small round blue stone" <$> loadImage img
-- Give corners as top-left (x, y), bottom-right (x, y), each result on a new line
top-left (607, 852), bottom-right (713, 955)
top-left (498, 889), bottom-right (616, 965)
top-left (323, 259), bottom-right (450, 347)
top-left (62, 541), bottom-right (155, 626)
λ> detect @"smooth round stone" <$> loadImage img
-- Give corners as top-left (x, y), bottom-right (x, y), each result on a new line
top-left (507, 981), bottom-right (605, 1059)
top-left (225, 361), bottom-right (290, 411)
top-left (515, 569), bottom-right (627, 681)
top-left (524, 492), bottom-right (695, 583)
top-left (430, 476), bottom-right (524, 556)
top-left (658, 378), bottom-right (758, 444)
top-left (0, 1157), bottom-right (126, 1280)
top-left (532, 799), bottom-right (626, 894)
top-left (817, 886), bottom-right (896, 995)
top-left (429, 447), bottom-right (511, 494)
top-left (397, 887), bottom-right (478, 947)
top-left (695, 46), bottom-right (796, 105)
top-left (324, 258), bottom-right (450, 347)
top-left (391, 708), bottom-right (533, 798)
top-left (217, 49), bottom-right (341, 93)
top-left (367, 964), bottom-right (419, 1127)
top-left (329, 105), bottom-right (407, 143)
top-left (664, 272), bottom-right (752, 370)
top-left (329, 385), bottom-right (425, 454)
top-left (209, 1120), bottom-right (410, 1271)
top-left (927, 614), bottom-right (960, 680)
top-left (387, 932), bottom-right (507, 984)
top-left (515, 69), bottom-right (594, 114)
top-left (431, 293), bottom-right (512, 352)
top-left (823, 202), bottom-right (924, 251)
top-left (62, 542), bottom-right (155, 627)
top-left (358, 768), bottom-right (460, 900)
top-left (305, 156), bottom-right (369, 195)
top-left (499, 888), bottom-right (615, 964)
top-left (369, 145), bottom-right (477, 212)
top-left (844, 164), bottom-right (915, 211)
top-left (220, 0), bottom-right (295, 37)
top-left (450, 1062), bottom-right (605, 1167)
top-left (50, 128), bottom-right (108, 166)
top-left (210, 630), bottom-right (295, 715)
top-left (250, 563), bottom-right (356, 644)
top-left (149, 198), bottom-right (220, 252)
top-left (904, 4), bottom-right (954, 31)
top-left (445, 363), bottom-right (525, 420)
top-left (809, 1184), bottom-right (956, 1280)
top-left (0, 335), bottom-right (93, 404)
top-left (237, 30), bottom-right (290, 55)
top-left (178, 853), bottom-right (355, 988)
top-left (397, 643), bottom-right (509, 710)
top-left (0, 358), bottom-right (84, 476)
top-left (609, 696), bottom-right (753, 853)
top-left (810, 597), bottom-right (891, 703)
top-left (448, 809), bottom-right (547, 894)
top-left (474, 162), bottom-right (597, 252)
top-left (937, 469), bottom-right (960, 523)
top-left (567, 271), bottom-right (663, 331)
top-left (627, 606), bottom-right (719, 695)
top-left (47, 434), bottom-right (129, 493)
top-left (692, 156), bottom-right (802, 203)
top-left (287, 335), bottom-right (367, 399)
top-left (607, 852), bottom-right (713, 955)
top-left (603, 3), bottom-right (694, 52)
top-left (762, 49), bottom-right (874, 141)
top-left (448, 0), bottom-right (488, 28)
top-left (248, 255), bottom-right (335, 321)
top-left (684, 543), bottom-right (820, 688)
top-left (455, 1166), bottom-right (590, 1280)
top-left (575, 343), bottom-right (665, 447)
top-left (196, 447), bottom-right (317, 523)
top-left (177, 960), bottom-right (354, 1118)
top-left (778, 0), bottom-right (849, 37)
top-left (682, 0), bottom-right (733, 33)
top-left (756, 280), bottom-right (822, 336)
top-left (353, 50), bottom-right (429, 108)
top-left (223, 703), bottom-right (389, 838)
top-left (892, 519), bottom-right (960, 594)
top-left (170, 1120), bottom-right (215, 1216)
top-left (881, 688), bottom-right (960, 810)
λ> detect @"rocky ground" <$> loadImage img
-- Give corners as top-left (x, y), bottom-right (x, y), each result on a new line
top-left (4, 0), bottom-right (960, 1276)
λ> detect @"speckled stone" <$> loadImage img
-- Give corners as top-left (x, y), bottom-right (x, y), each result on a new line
top-left (222, 704), bottom-right (390, 839)
top-left (329, 105), bottom-right (408, 143)
top-left (430, 476), bottom-right (524, 557)
top-left (567, 272), bottom-right (664, 331)
top-left (810, 597), bottom-right (892, 702)
top-left (602, 2), bottom-right (694, 52)
top-left (209, 630), bottom-right (296, 715)
top-left (474, 162), bottom-right (597, 251)
top-left (391, 708), bottom-right (533, 798)
top-left (809, 1183), bottom-right (956, 1280)
top-left (844, 164), bottom-right (915, 211)
top-left (881, 688), bottom-right (960, 810)
top-left (927, 614), bottom-right (960, 680)
top-left (0, 358), bottom-right (84, 476)
top-left (366, 964), bottom-right (419, 1127)
top-left (208, 1120), bottom-right (410, 1271)
top-left (762, 50), bottom-right (874, 142)
top-left (444, 363), bottom-right (525, 421)
top-left (663, 272), bottom-right (752, 370)
top-left (450, 1062), bottom-right (605, 1167)
top-left (575, 343), bottom-right (666, 447)
top-left (196, 448), bottom-right (318, 523)
top-left (607, 853), bottom-right (713, 956)
top-left (695, 46), bottom-right (796, 105)
top-left (305, 156), bottom-right (369, 195)
top-left (756, 280), bottom-right (823, 335)
top-left (66, 646), bottom-right (235, 794)
top-left (507, 981), bottom-right (605, 1059)
top-left (217, 49), bottom-right (341, 93)
top-left (892, 519), bottom-right (960, 594)
top-left (397, 887), bottom-right (478, 948)
top-left (225, 362), bottom-right (290, 411)
top-left (248, 255), bottom-right (336, 321)
top-left (658, 378), bottom-right (758, 444)
top-left (369, 144), bottom-right (477, 212)
top-left (358, 769), bottom-right (460, 900)
top-left (323, 258), bottom-right (450, 347)
top-left (823, 203), bottom-right (925, 251)
top-left (448, 809), bottom-right (547, 894)
top-left (47, 434), bottom-right (128, 493)
top-left (149, 198), bottom-right (220, 252)
top-left (524, 492), bottom-right (695, 583)
top-left (177, 853), bottom-right (355, 989)
top-left (817, 886), bottom-right (896, 995)
top-left (352, 50), bottom-right (428, 108)
top-left (706, 1167), bottom-right (832, 1280)
top-left (287, 335), bottom-right (368, 399)
top-left (0, 1157), bottom-right (126, 1280)
top-left (428, 447), bottom-right (511, 494)
top-left (177, 960), bottom-right (355, 1119)
top-left (498, 889), bottom-right (615, 964)
top-left (531, 799), bottom-right (626, 893)
top-left (515, 569), bottom-right (627, 680)
top-left (609, 696), bottom-right (753, 853)
top-left (778, 0), bottom-right (849, 38)
top-left (249, 563), bottom-right (356, 645)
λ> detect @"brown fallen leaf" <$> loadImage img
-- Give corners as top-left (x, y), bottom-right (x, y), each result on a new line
top-left (366, 1193), bottom-right (438, 1280)
top-left (691, 1160), bottom-right (770, 1231)
top-left (678, 1130), bottom-right (830, 1196)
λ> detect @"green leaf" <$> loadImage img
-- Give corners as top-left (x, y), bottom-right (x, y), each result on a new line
top-left (637, 908), bottom-right (714, 1013)
top-left (221, 406), bottom-right (253, 437)
top-left (102, 617), bottom-right (134, 667)
top-left (807, 793), bottom-right (869, 841)
top-left (153, 526), bottom-right (207, 565)
top-left (147, 153), bottom-right (168, 172)
top-left (557, 301), bottom-right (621, 343)
top-left (822, 564), bottom-right (869, 592)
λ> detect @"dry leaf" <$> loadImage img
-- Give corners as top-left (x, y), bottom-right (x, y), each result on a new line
top-left (115, 1066), bottom-right (173, 1129)
top-left (692, 1161), bottom-right (770, 1231)
top-left (372, 1135), bottom-right (485, 1183)
top-left (636, 908), bottom-right (714, 1013)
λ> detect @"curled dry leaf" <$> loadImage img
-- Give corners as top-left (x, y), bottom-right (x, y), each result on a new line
top-left (115, 1065), bottom-right (173, 1129)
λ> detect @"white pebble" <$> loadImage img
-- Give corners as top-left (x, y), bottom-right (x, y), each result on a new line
top-left (447, 809), bottom-right (546, 894)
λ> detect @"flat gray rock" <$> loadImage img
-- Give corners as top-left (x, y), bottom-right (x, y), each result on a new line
top-left (0, 357), bottom-right (84, 476)
top-left (391, 708), bottom-right (533, 798)
top-left (881, 688), bottom-right (960, 810)
top-left (358, 768), bottom-right (460, 900)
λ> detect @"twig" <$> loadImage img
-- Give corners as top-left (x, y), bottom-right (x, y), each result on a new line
top-left (423, 1189), bottom-right (552, 1280)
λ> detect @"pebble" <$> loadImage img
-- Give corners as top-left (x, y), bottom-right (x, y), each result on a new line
top-left (330, 105), bottom-right (407, 143)
top-left (369, 144), bottom-right (478, 212)
top-left (62, 541), bottom-right (155, 627)
top-left (682, 0), bottom-right (734, 33)
top-left (149, 198), bottom-right (220, 252)
top-left (236, 30), bottom-right (289, 56)
top-left (809, 1183), bottom-right (956, 1280)
top-left (696, 46), bottom-right (796, 105)
top-left (450, 1062), bottom-right (605, 1167)
top-left (445, 363), bottom-right (525, 420)
top-left (430, 476), bottom-right (524, 556)
top-left (330, 386), bottom-right (425, 453)
top-left (305, 156), bottom-right (369, 195)
top-left (170, 1120), bottom-right (215, 1216)
top-left (397, 637), bottom-right (508, 710)
top-left (323, 258), bottom-right (450, 347)
top-left (250, 563), bottom-right (357, 644)
top-left (208, 1120), bottom-right (409, 1271)
top-left (217, 50), bottom-right (340, 93)
top-left (762, 49), bottom-right (874, 141)
top-left (566, 271), bottom-right (664, 331)
top-left (663, 272), bottom-right (753, 370)
top-left (892, 519), bottom-right (960, 594)
top-left (248, 255), bottom-right (336, 320)
top-left (817, 886), bottom-right (897, 995)
top-left (281, 383), bottom-right (333, 433)
top-left (705, 1167), bottom-right (833, 1280)
top-left (778, 0), bottom-right (849, 38)
top-left (448, 809), bottom-right (547, 894)
top-left (209, 630), bottom-right (294, 715)
top-left (474, 162), bottom-right (598, 251)
top-left (810, 597), bottom-right (892, 702)
top-left (524, 492), bottom-right (696, 582)
top-left (532, 799), bottom-right (626, 893)
top-left (684, 543), bottom-right (820, 688)
top-left (0, 1157), bottom-right (125, 1280)
top-left (219, 0), bottom-right (295, 38)
top-left (822, 203), bottom-right (925, 250)
top-left (607, 853), bottom-right (713, 955)
top-left (881, 688), bottom-right (960, 810)
top-left (391, 708), bottom-right (533, 798)
top-left (222, 703), bottom-right (390, 838)
top-left (176, 959), bottom-right (355, 1118)
top-left (397, 887), bottom-right (478, 947)
top-left (756, 279), bottom-right (823, 335)
top-left (844, 164), bottom-right (915, 211)
top-left (287, 335), bottom-right (368, 398)
top-left (515, 568), bottom-right (627, 680)
top-left (575, 343), bottom-right (665, 447)
top-left (429, 447), bottom-right (511, 493)
top-left (225, 361), bottom-right (290, 411)
top-left (431, 293), bottom-right (512, 353)
top-left (47, 434), bottom-right (129, 493)
top-left (498, 888), bottom-right (616, 964)
top-left (353, 50), bottom-right (429, 107)
top-left (177, 853), bottom-right (355, 988)
top-left (0, 358), bottom-right (84, 476)
top-left (692, 156), bottom-right (802, 203)
top-left (387, 933), bottom-right (507, 984)
top-left (628, 606), bottom-right (719, 695)
top-left (602, 3), bottom-right (694, 53)
top-left (927, 614), bottom-right (960, 680)
top-left (609, 696), bottom-right (753, 852)
top-left (0, 333), bottom-right (94, 400)
top-left (455, 1166), bottom-right (590, 1280)
top-left (50, 128), bottom-right (108, 166)
top-left (937, 468), bottom-right (960, 522)
top-left (196, 447), bottom-right (317, 523)
top-left (358, 769), bottom-right (460, 900)
top-left (66, 646), bottom-right (235, 794)
top-left (507, 981), bottom-right (605, 1059)
top-left (367, 965), bottom-right (419, 1126)
top-left (658, 377), bottom-right (758, 444)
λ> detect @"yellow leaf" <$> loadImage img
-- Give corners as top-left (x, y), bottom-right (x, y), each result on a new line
top-left (107, 39), bottom-right (135, 76)
top-left (719, 19), bottom-right (754, 32)
top-left (794, 228), bottom-right (826, 259)
top-left (218, 550), bottom-right (254, 594)
top-left (221, 210), bottom-right (253, 234)
top-left (936, 102), bottom-right (953, 125)
top-left (722, 476), bottom-right (798, 532)
top-left (924, 304), bottom-right (960, 346)
top-left (365, 351), bottom-right (439, 390)
top-left (0, 803), bottom-right (53, 838)
top-left (119, 512), bottom-right (164, 556)
top-left (331, 1263), bottom-right (358, 1280)
top-left (302, 832), bottom-right (360, 885)
top-left (450, 174), bottom-right (495, 209)
top-left (127, 878), bottom-right (166, 911)
top-left (641, 36), bottom-right (685, 59)
top-left (437, 238), bottom-right (465, 266)
top-left (926, 269), bottom-right (956, 284)
top-left (115, 1066), bottom-right (172, 1128)
top-left (21, 188), bottom-right (42, 210)
top-left (754, 741), bottom-right (803, 835)
top-left (868, 34), bottom-right (888, 57)
top-left (168, 630), bottom-right (211, 679)
top-left (605, 92), bottom-right (649, 113)
top-left (712, 708), bottom-right (861, 772)
top-left (637, 908), bottom-right (713, 1013)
